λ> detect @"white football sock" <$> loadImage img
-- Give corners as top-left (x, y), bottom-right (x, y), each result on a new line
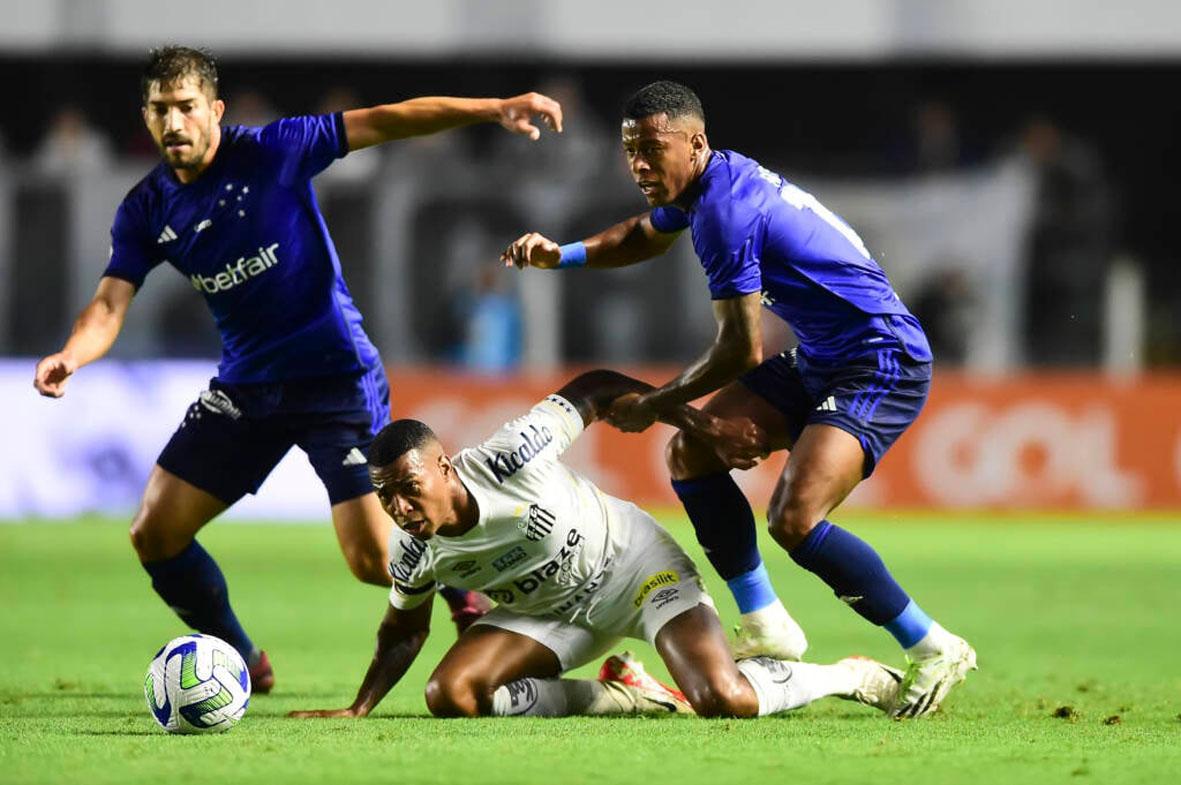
top-left (905, 621), bottom-right (954, 660)
top-left (736, 658), bottom-right (860, 716)
top-left (491, 678), bottom-right (651, 717)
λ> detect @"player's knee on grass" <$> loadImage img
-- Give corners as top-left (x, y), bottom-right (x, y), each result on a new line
top-left (424, 672), bottom-right (492, 718)
top-left (680, 670), bottom-right (759, 719)
top-left (665, 430), bottom-right (725, 480)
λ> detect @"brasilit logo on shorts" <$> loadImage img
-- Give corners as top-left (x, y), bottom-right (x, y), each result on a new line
top-left (633, 571), bottom-right (679, 607)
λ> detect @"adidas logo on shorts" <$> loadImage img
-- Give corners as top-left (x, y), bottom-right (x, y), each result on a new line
top-left (341, 448), bottom-right (367, 467)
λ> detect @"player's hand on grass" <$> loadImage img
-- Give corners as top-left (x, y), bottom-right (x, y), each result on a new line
top-left (287, 707), bottom-right (364, 719)
top-left (502, 232), bottom-right (562, 269)
top-left (33, 352), bottom-right (77, 398)
top-left (709, 416), bottom-right (771, 470)
top-left (606, 392), bottom-right (659, 433)
top-left (497, 92), bottom-right (563, 141)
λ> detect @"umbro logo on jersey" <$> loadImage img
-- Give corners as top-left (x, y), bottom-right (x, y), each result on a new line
top-left (520, 504), bottom-right (555, 542)
top-left (816, 396), bottom-right (838, 413)
top-left (157, 225), bottom-right (178, 244)
top-left (341, 448), bottom-right (367, 467)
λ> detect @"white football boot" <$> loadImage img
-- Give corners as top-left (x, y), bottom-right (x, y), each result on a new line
top-left (731, 599), bottom-right (809, 661)
top-left (890, 633), bottom-right (977, 719)
top-left (835, 656), bottom-right (905, 714)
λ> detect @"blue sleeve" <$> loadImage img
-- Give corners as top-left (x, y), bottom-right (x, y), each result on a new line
top-left (649, 206), bottom-right (690, 233)
top-left (258, 112), bottom-right (349, 184)
top-left (102, 198), bottom-right (160, 289)
top-left (696, 205), bottom-right (763, 300)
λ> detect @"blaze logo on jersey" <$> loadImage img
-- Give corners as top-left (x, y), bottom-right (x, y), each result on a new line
top-left (520, 504), bottom-right (555, 541)
top-left (510, 529), bottom-right (584, 596)
top-left (190, 243), bottom-right (281, 294)
top-left (484, 424), bottom-right (553, 483)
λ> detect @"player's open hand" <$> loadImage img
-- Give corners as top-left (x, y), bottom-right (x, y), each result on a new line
top-left (502, 232), bottom-right (562, 269)
top-left (287, 707), bottom-right (363, 719)
top-left (606, 392), bottom-right (659, 433)
top-left (710, 416), bottom-right (771, 470)
top-left (497, 92), bottom-right (563, 140)
top-left (33, 352), bottom-right (77, 398)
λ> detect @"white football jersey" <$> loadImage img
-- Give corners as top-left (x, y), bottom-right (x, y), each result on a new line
top-left (387, 395), bottom-right (629, 618)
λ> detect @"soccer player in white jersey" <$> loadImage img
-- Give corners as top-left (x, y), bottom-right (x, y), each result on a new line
top-left (290, 370), bottom-right (902, 720)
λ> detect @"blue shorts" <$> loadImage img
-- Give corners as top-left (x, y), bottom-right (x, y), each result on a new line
top-left (157, 364), bottom-right (391, 506)
top-left (739, 347), bottom-right (930, 477)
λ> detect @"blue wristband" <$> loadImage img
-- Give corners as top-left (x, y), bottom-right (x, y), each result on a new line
top-left (557, 242), bottom-right (588, 268)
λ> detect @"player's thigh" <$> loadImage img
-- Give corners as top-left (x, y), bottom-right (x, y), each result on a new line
top-left (667, 355), bottom-right (808, 480)
top-left (129, 465), bottom-right (229, 561)
top-left (654, 604), bottom-right (758, 718)
top-left (330, 493), bottom-right (392, 587)
top-left (426, 616), bottom-right (569, 716)
top-left (767, 423), bottom-right (865, 547)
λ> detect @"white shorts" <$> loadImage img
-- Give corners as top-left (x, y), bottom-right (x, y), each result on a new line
top-left (472, 499), bottom-right (715, 671)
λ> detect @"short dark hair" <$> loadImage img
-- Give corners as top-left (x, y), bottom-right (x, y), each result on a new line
top-left (141, 45), bottom-right (219, 104)
top-left (623, 80), bottom-right (704, 123)
top-left (369, 419), bottom-right (438, 468)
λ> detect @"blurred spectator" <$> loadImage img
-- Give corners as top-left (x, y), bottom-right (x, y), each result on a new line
top-left (1017, 115), bottom-right (1112, 366)
top-left (458, 265), bottom-right (522, 373)
top-left (33, 107), bottom-right (112, 174)
top-left (909, 267), bottom-right (977, 366)
top-left (887, 100), bottom-right (978, 175)
top-left (222, 89), bottom-right (277, 127)
top-left (444, 216), bottom-right (523, 372)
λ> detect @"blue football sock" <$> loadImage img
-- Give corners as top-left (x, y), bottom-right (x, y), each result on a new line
top-left (789, 520), bottom-right (931, 646)
top-left (726, 562), bottom-right (779, 614)
top-left (672, 473), bottom-right (777, 613)
top-left (143, 541), bottom-right (255, 661)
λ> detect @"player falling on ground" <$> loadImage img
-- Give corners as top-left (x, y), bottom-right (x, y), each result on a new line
top-left (502, 81), bottom-right (975, 717)
top-left (32, 45), bottom-right (563, 693)
top-left (290, 369), bottom-right (903, 721)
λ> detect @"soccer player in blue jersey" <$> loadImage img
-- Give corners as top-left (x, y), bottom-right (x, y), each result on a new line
top-left (33, 46), bottom-right (563, 693)
top-left (502, 81), bottom-right (975, 717)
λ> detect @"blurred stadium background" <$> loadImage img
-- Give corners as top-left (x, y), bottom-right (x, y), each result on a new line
top-left (2, 0), bottom-right (1180, 519)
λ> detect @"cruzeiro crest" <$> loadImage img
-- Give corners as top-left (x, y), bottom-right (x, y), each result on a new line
top-left (519, 504), bottom-right (556, 542)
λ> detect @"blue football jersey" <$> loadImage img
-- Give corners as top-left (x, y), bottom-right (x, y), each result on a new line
top-left (104, 114), bottom-right (381, 383)
top-left (650, 150), bottom-right (931, 364)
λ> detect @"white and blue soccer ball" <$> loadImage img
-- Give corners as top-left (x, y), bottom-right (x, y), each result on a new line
top-left (144, 634), bottom-right (251, 734)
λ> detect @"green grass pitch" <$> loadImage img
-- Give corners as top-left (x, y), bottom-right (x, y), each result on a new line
top-left (2, 513), bottom-right (1179, 785)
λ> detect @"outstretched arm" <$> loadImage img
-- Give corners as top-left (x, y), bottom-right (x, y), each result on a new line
top-left (501, 212), bottom-right (680, 271)
top-left (556, 369), bottom-right (768, 470)
top-left (607, 292), bottom-right (763, 433)
top-left (288, 599), bottom-right (433, 719)
top-left (343, 93), bottom-right (562, 151)
top-left (33, 276), bottom-right (135, 398)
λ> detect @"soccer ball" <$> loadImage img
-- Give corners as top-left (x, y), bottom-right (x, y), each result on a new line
top-left (144, 634), bottom-right (251, 734)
